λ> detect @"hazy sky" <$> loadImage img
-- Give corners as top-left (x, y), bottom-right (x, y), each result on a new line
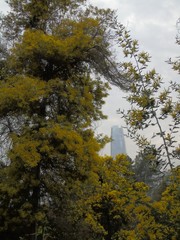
top-left (90, 0), bottom-right (180, 158)
top-left (1, 0), bottom-right (180, 159)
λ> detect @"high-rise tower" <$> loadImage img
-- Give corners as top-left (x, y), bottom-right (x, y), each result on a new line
top-left (111, 126), bottom-right (126, 158)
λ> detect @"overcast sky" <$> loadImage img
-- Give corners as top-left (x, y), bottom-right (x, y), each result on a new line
top-left (90, 0), bottom-right (180, 158)
top-left (1, 0), bottom-right (180, 159)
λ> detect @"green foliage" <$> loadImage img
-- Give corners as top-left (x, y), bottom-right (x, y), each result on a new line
top-left (78, 155), bottom-right (180, 240)
top-left (0, 0), bottom-right (117, 239)
top-left (153, 167), bottom-right (180, 239)
top-left (133, 148), bottom-right (164, 199)
top-left (1, 1), bottom-right (131, 89)
top-left (169, 34), bottom-right (180, 74)
top-left (81, 155), bottom-right (150, 240)
top-left (0, 1), bottom-right (179, 239)
top-left (0, 42), bottom-right (8, 80)
top-left (118, 28), bottom-right (180, 170)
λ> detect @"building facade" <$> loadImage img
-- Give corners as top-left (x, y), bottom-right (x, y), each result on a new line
top-left (111, 126), bottom-right (126, 158)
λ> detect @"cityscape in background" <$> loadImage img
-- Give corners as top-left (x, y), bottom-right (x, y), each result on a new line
top-left (111, 126), bottom-right (126, 158)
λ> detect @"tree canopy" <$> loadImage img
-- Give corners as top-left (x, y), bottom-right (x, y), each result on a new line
top-left (0, 1), bottom-right (179, 239)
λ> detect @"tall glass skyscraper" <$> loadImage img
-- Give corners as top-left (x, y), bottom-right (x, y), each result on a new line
top-left (111, 126), bottom-right (126, 158)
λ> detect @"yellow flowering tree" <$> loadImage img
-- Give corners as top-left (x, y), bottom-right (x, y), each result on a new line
top-left (80, 155), bottom-right (155, 240)
top-left (0, 0), bottom-right (131, 239)
top-left (153, 167), bottom-right (180, 240)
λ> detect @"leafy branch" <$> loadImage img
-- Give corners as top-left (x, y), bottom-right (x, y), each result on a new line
top-left (116, 28), bottom-right (180, 170)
